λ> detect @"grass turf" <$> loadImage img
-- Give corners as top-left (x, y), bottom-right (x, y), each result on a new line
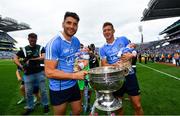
top-left (0, 60), bottom-right (180, 115)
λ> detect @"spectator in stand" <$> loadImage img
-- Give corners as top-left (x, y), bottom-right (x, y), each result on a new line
top-left (167, 53), bottom-right (172, 63)
top-left (143, 52), bottom-right (147, 64)
top-left (138, 53), bottom-right (142, 63)
top-left (174, 52), bottom-right (180, 66)
top-left (150, 54), bottom-right (155, 63)
top-left (161, 53), bottom-right (165, 62)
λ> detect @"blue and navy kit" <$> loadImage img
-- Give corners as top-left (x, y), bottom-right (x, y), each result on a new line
top-left (100, 36), bottom-right (140, 96)
top-left (45, 32), bottom-right (80, 91)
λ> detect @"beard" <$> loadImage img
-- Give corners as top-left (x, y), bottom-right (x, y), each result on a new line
top-left (64, 28), bottom-right (77, 38)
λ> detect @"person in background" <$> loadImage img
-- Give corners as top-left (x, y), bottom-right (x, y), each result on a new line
top-left (76, 44), bottom-right (92, 113)
top-left (88, 44), bottom-right (99, 69)
top-left (14, 33), bottom-right (49, 115)
top-left (15, 63), bottom-right (40, 107)
top-left (138, 53), bottom-right (142, 63)
top-left (144, 52), bottom-right (148, 64)
top-left (129, 43), bottom-right (138, 73)
top-left (45, 12), bottom-right (88, 115)
top-left (174, 52), bottom-right (179, 66)
top-left (16, 67), bottom-right (40, 105)
top-left (15, 57), bottom-right (26, 105)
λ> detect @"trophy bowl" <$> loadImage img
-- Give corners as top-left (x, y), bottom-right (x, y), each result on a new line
top-left (88, 66), bottom-right (128, 111)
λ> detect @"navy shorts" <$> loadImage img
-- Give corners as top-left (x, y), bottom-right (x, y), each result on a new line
top-left (113, 73), bottom-right (140, 97)
top-left (50, 83), bottom-right (81, 106)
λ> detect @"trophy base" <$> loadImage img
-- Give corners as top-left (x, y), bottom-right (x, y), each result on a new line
top-left (94, 93), bottom-right (122, 111)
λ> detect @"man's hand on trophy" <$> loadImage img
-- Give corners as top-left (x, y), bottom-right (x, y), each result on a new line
top-left (116, 60), bottom-right (131, 69)
top-left (73, 71), bottom-right (88, 80)
top-left (119, 60), bottom-right (134, 75)
top-left (114, 60), bottom-right (124, 67)
top-left (112, 62), bottom-right (120, 67)
top-left (112, 61), bottom-right (130, 76)
top-left (121, 52), bottom-right (133, 61)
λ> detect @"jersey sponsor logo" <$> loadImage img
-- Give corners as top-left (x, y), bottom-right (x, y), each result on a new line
top-left (66, 55), bottom-right (75, 66)
top-left (64, 48), bottom-right (76, 66)
top-left (108, 53), bottom-right (118, 61)
top-left (106, 47), bottom-right (119, 62)
top-left (63, 48), bottom-right (70, 53)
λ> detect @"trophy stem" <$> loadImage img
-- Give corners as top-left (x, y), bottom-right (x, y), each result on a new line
top-left (94, 92), bottom-right (122, 111)
top-left (88, 66), bottom-right (127, 112)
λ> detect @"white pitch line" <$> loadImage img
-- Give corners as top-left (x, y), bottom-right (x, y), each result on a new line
top-left (138, 63), bottom-right (180, 81)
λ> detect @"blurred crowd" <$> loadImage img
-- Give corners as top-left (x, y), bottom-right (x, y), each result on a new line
top-left (138, 43), bottom-right (180, 66)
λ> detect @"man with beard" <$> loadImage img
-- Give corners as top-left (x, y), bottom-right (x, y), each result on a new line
top-left (45, 12), bottom-right (88, 115)
top-left (14, 33), bottom-right (49, 115)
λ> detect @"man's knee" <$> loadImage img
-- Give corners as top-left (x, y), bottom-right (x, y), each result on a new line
top-left (134, 103), bottom-right (142, 111)
top-left (72, 106), bottom-right (82, 115)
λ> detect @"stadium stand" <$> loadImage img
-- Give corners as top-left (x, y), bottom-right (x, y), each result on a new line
top-left (137, 19), bottom-right (180, 64)
top-left (140, 0), bottom-right (180, 64)
top-left (141, 0), bottom-right (180, 21)
top-left (159, 20), bottom-right (180, 43)
top-left (0, 15), bottom-right (30, 59)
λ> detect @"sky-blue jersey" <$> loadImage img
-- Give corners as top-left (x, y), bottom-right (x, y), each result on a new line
top-left (45, 32), bottom-right (80, 91)
top-left (99, 36), bottom-right (129, 64)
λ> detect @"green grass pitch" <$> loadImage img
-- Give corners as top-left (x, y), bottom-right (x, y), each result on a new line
top-left (0, 59), bottom-right (180, 115)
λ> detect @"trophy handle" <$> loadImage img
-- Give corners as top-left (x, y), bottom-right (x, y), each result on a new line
top-left (123, 67), bottom-right (129, 76)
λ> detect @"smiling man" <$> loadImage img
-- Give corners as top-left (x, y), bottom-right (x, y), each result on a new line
top-left (99, 22), bottom-right (144, 115)
top-left (45, 12), bottom-right (87, 115)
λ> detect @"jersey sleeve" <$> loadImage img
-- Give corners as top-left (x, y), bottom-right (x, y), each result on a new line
top-left (45, 38), bottom-right (60, 60)
top-left (118, 36), bottom-right (130, 47)
top-left (99, 47), bottom-right (106, 60)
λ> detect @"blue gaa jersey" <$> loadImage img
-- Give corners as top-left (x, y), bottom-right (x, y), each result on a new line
top-left (45, 32), bottom-right (80, 91)
top-left (99, 36), bottom-right (129, 64)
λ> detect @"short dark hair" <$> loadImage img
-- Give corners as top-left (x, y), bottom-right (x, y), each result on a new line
top-left (103, 22), bottom-right (114, 29)
top-left (64, 11), bottom-right (80, 22)
top-left (28, 33), bottom-right (37, 39)
top-left (80, 43), bottom-right (84, 48)
top-left (88, 43), bottom-right (95, 52)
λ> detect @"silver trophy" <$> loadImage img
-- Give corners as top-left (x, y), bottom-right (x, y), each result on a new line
top-left (88, 66), bottom-right (129, 111)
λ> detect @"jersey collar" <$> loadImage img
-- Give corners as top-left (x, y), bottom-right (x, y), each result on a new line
top-left (59, 31), bottom-right (72, 44)
top-left (105, 38), bottom-right (116, 46)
